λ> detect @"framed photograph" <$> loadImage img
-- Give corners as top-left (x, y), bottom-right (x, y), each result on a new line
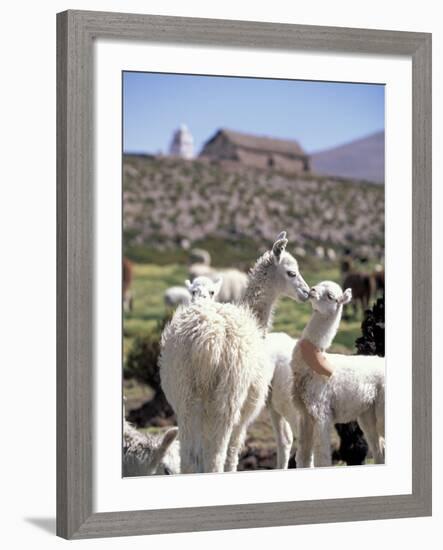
top-left (57, 10), bottom-right (432, 539)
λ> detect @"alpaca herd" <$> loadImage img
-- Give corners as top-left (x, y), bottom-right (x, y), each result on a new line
top-left (126, 232), bottom-right (385, 476)
top-left (169, 248), bottom-right (249, 306)
top-left (163, 276), bottom-right (223, 309)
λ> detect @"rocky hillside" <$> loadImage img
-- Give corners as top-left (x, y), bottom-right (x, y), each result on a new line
top-left (311, 131), bottom-right (385, 184)
top-left (123, 155), bottom-right (384, 261)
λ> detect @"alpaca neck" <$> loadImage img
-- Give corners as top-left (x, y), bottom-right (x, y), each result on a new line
top-left (245, 285), bottom-right (278, 334)
top-left (242, 252), bottom-right (279, 335)
top-left (301, 307), bottom-right (343, 351)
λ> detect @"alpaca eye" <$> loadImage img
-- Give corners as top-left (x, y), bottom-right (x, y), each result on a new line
top-left (287, 271), bottom-right (297, 278)
top-left (210, 291), bottom-right (214, 297)
top-left (192, 291), bottom-right (197, 296)
top-left (327, 293), bottom-right (335, 300)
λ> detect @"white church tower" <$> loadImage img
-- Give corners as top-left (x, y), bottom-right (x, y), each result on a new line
top-left (169, 124), bottom-right (194, 159)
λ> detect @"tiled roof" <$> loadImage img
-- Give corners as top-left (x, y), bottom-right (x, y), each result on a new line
top-left (219, 128), bottom-right (306, 157)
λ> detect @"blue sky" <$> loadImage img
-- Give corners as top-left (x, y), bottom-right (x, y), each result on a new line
top-left (123, 72), bottom-right (384, 155)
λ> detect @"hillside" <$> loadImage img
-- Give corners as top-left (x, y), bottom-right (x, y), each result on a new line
top-left (311, 131), bottom-right (385, 184)
top-left (123, 155), bottom-right (384, 262)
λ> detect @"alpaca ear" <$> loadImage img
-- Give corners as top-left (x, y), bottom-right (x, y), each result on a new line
top-left (339, 288), bottom-right (352, 305)
top-left (151, 427), bottom-right (179, 473)
top-left (272, 233), bottom-right (288, 261)
top-left (159, 427), bottom-right (179, 452)
top-left (185, 279), bottom-right (192, 291)
top-left (214, 276), bottom-right (223, 296)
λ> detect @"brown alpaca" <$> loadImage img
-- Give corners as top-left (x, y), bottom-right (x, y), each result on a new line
top-left (123, 257), bottom-right (134, 312)
top-left (342, 272), bottom-right (375, 317)
top-left (372, 265), bottom-right (385, 296)
top-left (340, 255), bottom-right (375, 317)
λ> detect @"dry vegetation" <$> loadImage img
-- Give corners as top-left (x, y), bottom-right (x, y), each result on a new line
top-left (123, 155), bottom-right (384, 264)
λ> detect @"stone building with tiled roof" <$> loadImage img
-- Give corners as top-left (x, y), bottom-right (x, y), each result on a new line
top-left (199, 128), bottom-right (310, 174)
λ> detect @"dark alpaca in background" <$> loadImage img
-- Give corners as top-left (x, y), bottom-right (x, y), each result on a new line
top-left (342, 271), bottom-right (374, 316)
top-left (340, 255), bottom-right (376, 318)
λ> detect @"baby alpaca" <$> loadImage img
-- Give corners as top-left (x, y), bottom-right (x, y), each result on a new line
top-left (123, 418), bottom-right (180, 476)
top-left (266, 332), bottom-right (371, 469)
top-left (292, 281), bottom-right (385, 467)
top-left (185, 276), bottom-right (223, 302)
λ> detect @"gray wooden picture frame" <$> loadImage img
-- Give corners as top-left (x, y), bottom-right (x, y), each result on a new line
top-left (57, 9), bottom-right (432, 540)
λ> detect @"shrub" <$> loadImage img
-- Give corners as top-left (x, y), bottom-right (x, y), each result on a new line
top-left (124, 315), bottom-right (171, 389)
top-left (355, 296), bottom-right (385, 356)
top-left (124, 315), bottom-right (175, 427)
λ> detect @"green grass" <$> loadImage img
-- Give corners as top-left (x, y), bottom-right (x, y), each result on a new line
top-left (125, 235), bottom-right (268, 268)
top-left (123, 261), bottom-right (363, 358)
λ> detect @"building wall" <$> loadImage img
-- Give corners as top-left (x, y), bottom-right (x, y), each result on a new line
top-left (236, 149), bottom-right (308, 173)
top-left (200, 134), bottom-right (239, 161)
top-left (201, 134), bottom-right (310, 173)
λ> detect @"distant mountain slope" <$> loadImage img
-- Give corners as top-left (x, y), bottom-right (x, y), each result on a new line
top-left (123, 155), bottom-right (384, 261)
top-left (311, 131), bottom-right (385, 184)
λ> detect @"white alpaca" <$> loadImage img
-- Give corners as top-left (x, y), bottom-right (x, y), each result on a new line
top-left (265, 332), bottom-right (298, 469)
top-left (164, 286), bottom-right (191, 308)
top-left (160, 232), bottom-right (310, 473)
top-left (326, 248), bottom-right (337, 262)
top-left (294, 246), bottom-right (307, 258)
top-left (123, 419), bottom-right (180, 476)
top-left (164, 277), bottom-right (222, 309)
top-left (315, 246), bottom-right (325, 260)
top-left (216, 269), bottom-right (249, 304)
top-left (189, 248), bottom-right (211, 266)
top-left (291, 281), bottom-right (385, 467)
top-left (188, 263), bottom-right (214, 280)
top-left (188, 265), bottom-right (248, 304)
top-left (185, 276), bottom-right (223, 302)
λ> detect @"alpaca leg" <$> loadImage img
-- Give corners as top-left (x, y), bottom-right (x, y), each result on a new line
top-left (376, 408), bottom-right (385, 440)
top-left (203, 433), bottom-right (233, 472)
top-left (375, 392), bottom-right (385, 439)
top-left (268, 405), bottom-right (293, 469)
top-left (295, 414), bottom-right (314, 468)
top-left (175, 399), bottom-right (206, 474)
top-left (178, 425), bottom-right (201, 474)
top-left (375, 400), bottom-right (385, 457)
top-left (224, 422), bottom-right (248, 472)
top-left (201, 413), bottom-right (235, 473)
top-left (203, 433), bottom-right (236, 472)
top-left (313, 419), bottom-right (332, 467)
top-left (358, 409), bottom-right (385, 464)
top-left (179, 440), bottom-right (198, 474)
top-left (224, 386), bottom-right (267, 472)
